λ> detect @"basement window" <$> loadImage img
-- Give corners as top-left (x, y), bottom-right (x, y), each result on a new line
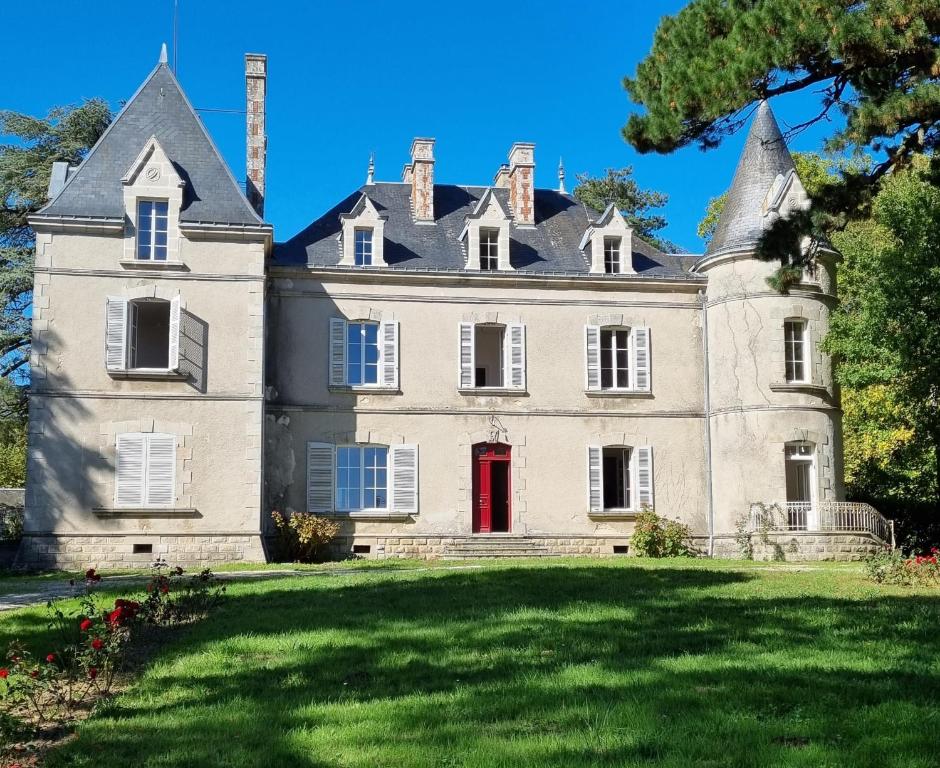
top-left (133, 543), bottom-right (153, 555)
top-left (352, 544), bottom-right (371, 555)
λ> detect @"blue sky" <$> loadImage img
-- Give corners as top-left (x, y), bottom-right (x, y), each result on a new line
top-left (5, 0), bottom-right (840, 253)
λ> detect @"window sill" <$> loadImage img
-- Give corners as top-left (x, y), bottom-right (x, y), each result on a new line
top-left (108, 369), bottom-right (187, 380)
top-left (328, 385), bottom-right (402, 395)
top-left (119, 259), bottom-right (188, 271)
top-left (584, 390), bottom-right (653, 398)
top-left (326, 510), bottom-right (414, 521)
top-left (769, 382), bottom-right (830, 396)
top-left (457, 388), bottom-right (528, 397)
top-left (588, 509), bottom-right (638, 520)
top-left (93, 507), bottom-right (199, 519)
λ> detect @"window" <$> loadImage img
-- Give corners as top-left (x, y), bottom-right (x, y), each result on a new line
top-left (136, 200), bottom-right (168, 261)
top-left (785, 442), bottom-right (816, 529)
top-left (602, 447), bottom-right (632, 509)
top-left (346, 321), bottom-right (379, 385)
top-left (115, 432), bottom-right (176, 508)
top-left (784, 319), bottom-right (809, 382)
top-left (329, 318), bottom-right (399, 389)
top-left (336, 446), bottom-right (388, 511)
top-left (474, 325), bottom-right (505, 387)
top-left (600, 328), bottom-right (630, 389)
top-left (105, 296), bottom-right (180, 373)
top-left (603, 237), bottom-right (621, 274)
top-left (354, 229), bottom-right (373, 266)
top-left (458, 322), bottom-right (526, 390)
top-left (480, 228), bottom-right (499, 271)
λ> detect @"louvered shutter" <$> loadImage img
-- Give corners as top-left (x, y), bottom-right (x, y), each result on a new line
top-left (507, 323), bottom-right (526, 390)
top-left (632, 327), bottom-right (650, 391)
top-left (585, 325), bottom-right (601, 390)
top-left (105, 297), bottom-right (128, 371)
top-left (587, 445), bottom-right (603, 512)
top-left (168, 296), bottom-right (181, 370)
top-left (329, 319), bottom-right (347, 386)
top-left (306, 442), bottom-right (335, 513)
top-left (115, 433), bottom-right (145, 507)
top-left (390, 444), bottom-right (419, 514)
top-left (635, 446), bottom-right (654, 509)
top-left (458, 322), bottom-right (475, 388)
top-left (380, 320), bottom-right (399, 388)
top-left (145, 434), bottom-right (176, 507)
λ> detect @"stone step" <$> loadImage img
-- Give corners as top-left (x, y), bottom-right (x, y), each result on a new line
top-left (441, 537), bottom-right (552, 558)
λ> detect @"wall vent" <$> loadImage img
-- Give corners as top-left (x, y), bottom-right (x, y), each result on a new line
top-left (352, 544), bottom-right (371, 555)
top-left (612, 545), bottom-right (629, 555)
top-left (133, 543), bottom-right (153, 555)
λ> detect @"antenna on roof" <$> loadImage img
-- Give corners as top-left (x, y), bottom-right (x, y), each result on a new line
top-left (558, 157), bottom-right (566, 194)
top-left (173, 0), bottom-right (179, 73)
top-left (366, 152), bottom-right (375, 185)
top-left (159, 43), bottom-right (168, 65)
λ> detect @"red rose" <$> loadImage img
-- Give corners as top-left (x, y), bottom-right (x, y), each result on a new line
top-left (91, 637), bottom-right (104, 651)
top-left (160, 584), bottom-right (169, 594)
top-left (30, 670), bottom-right (38, 678)
top-left (88, 667), bottom-right (98, 679)
top-left (107, 607), bottom-right (123, 626)
top-left (46, 653), bottom-right (56, 663)
top-left (0, 668), bottom-right (8, 679)
top-left (80, 618), bottom-right (93, 632)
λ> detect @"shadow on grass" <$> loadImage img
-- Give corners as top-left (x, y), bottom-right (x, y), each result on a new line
top-left (36, 565), bottom-right (940, 768)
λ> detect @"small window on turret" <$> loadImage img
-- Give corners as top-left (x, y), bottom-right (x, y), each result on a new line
top-left (784, 319), bottom-right (809, 383)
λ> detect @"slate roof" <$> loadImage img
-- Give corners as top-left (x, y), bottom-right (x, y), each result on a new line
top-left (35, 61), bottom-right (265, 227)
top-left (706, 101), bottom-right (796, 256)
top-left (274, 183), bottom-right (700, 278)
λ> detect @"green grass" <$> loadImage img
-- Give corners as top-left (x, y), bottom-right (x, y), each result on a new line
top-left (2, 559), bottom-right (938, 767)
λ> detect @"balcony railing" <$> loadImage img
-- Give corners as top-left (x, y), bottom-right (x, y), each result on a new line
top-left (749, 501), bottom-right (893, 546)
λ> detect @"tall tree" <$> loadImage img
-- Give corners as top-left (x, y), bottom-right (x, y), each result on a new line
top-left (573, 167), bottom-right (675, 250)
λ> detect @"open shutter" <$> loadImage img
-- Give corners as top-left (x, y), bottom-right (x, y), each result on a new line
top-left (632, 327), bottom-right (650, 391)
top-left (507, 323), bottom-right (526, 390)
top-left (585, 325), bottom-right (601, 390)
top-left (380, 320), bottom-right (399, 389)
top-left (114, 433), bottom-right (145, 507)
top-left (306, 442), bottom-right (335, 513)
top-left (329, 318), bottom-right (347, 387)
top-left (587, 446), bottom-right (603, 512)
top-left (168, 295), bottom-right (181, 370)
top-left (145, 433), bottom-right (176, 507)
top-left (105, 297), bottom-right (128, 371)
top-left (458, 322), bottom-right (475, 388)
top-left (390, 444), bottom-right (419, 514)
top-left (635, 446), bottom-right (654, 509)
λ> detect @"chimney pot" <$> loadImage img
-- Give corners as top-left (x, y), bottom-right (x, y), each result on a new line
top-left (409, 138), bottom-right (435, 222)
top-left (245, 53), bottom-right (267, 217)
top-left (508, 142), bottom-right (535, 225)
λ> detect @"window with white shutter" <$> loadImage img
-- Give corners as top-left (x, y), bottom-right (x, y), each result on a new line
top-left (306, 442), bottom-right (335, 513)
top-left (585, 325), bottom-right (601, 390)
top-left (390, 444), bottom-right (419, 513)
top-left (458, 322), bottom-right (475, 388)
top-left (380, 320), bottom-right (399, 388)
top-left (506, 323), bottom-right (526, 390)
top-left (330, 318), bottom-right (398, 389)
top-left (106, 297), bottom-right (183, 373)
top-left (587, 444), bottom-right (654, 513)
top-left (586, 325), bottom-right (650, 393)
top-left (587, 445), bottom-right (603, 512)
top-left (632, 327), bottom-right (651, 391)
top-left (459, 323), bottom-right (525, 391)
top-left (329, 318), bottom-right (346, 387)
top-left (634, 445), bottom-right (654, 509)
top-left (114, 433), bottom-right (176, 508)
top-left (105, 297), bottom-right (129, 371)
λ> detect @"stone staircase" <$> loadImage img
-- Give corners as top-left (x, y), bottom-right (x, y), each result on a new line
top-left (441, 535), bottom-right (552, 559)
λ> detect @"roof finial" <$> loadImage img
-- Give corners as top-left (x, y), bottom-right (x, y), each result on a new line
top-left (366, 152), bottom-right (375, 185)
top-left (557, 157), bottom-right (566, 194)
top-left (159, 43), bottom-right (168, 65)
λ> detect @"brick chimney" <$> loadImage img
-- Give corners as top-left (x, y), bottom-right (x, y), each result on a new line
top-left (245, 53), bottom-right (267, 217)
top-left (409, 138), bottom-right (435, 222)
top-left (508, 143), bottom-right (535, 225)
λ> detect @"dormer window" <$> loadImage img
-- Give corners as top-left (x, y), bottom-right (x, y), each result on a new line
top-left (136, 200), bottom-right (169, 261)
top-left (603, 237), bottom-right (621, 274)
top-left (354, 229), bottom-right (374, 266)
top-left (480, 228), bottom-right (500, 271)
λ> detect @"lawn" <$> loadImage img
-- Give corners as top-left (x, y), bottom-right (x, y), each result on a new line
top-left (2, 559), bottom-right (939, 767)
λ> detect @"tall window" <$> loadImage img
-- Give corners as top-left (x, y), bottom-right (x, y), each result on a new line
top-left (128, 299), bottom-right (171, 369)
top-left (346, 321), bottom-right (379, 386)
top-left (115, 432), bottom-right (176, 508)
top-left (602, 447), bottom-right (632, 509)
top-left (137, 200), bottom-right (168, 261)
top-left (600, 328), bottom-right (630, 389)
top-left (603, 237), bottom-right (621, 274)
top-left (336, 446), bottom-right (388, 511)
top-left (354, 229), bottom-right (373, 266)
top-left (480, 228), bottom-right (499, 271)
top-left (784, 319), bottom-right (809, 382)
top-left (474, 325), bottom-right (505, 387)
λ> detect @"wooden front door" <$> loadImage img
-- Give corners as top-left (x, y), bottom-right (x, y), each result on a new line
top-left (472, 443), bottom-right (512, 533)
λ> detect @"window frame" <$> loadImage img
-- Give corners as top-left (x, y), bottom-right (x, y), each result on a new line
top-left (599, 326), bottom-right (631, 391)
top-left (602, 446), bottom-right (633, 511)
top-left (784, 318), bottom-right (810, 383)
top-left (603, 236), bottom-right (622, 274)
top-left (345, 320), bottom-right (381, 387)
top-left (354, 228), bottom-right (374, 266)
top-left (136, 198), bottom-right (169, 261)
top-left (335, 444), bottom-right (389, 512)
top-left (127, 298), bottom-right (171, 372)
top-left (479, 227), bottom-right (500, 271)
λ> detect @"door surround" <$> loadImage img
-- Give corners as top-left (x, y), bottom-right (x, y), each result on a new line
top-left (472, 442), bottom-right (512, 533)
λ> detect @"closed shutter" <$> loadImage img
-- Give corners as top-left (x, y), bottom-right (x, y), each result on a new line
top-left (380, 320), bottom-right (399, 389)
top-left (585, 325), bottom-right (601, 390)
top-left (458, 322), bottom-right (475, 388)
top-left (307, 442), bottom-right (335, 513)
top-left (145, 434), bottom-right (176, 507)
top-left (632, 327), bottom-right (650, 391)
top-left (329, 318), bottom-right (347, 387)
top-left (390, 444), bottom-right (419, 514)
top-left (168, 295), bottom-right (181, 370)
top-left (507, 323), bottom-right (526, 389)
top-left (635, 446), bottom-right (654, 509)
top-left (115, 433), bottom-right (145, 507)
top-left (587, 445), bottom-right (603, 512)
top-left (105, 297), bottom-right (128, 371)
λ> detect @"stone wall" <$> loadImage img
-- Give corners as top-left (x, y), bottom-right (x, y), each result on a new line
top-left (708, 531), bottom-right (883, 561)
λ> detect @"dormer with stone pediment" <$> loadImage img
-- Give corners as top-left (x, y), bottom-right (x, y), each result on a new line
top-left (339, 194), bottom-right (388, 267)
top-left (580, 203), bottom-right (635, 275)
top-left (762, 168), bottom-right (811, 227)
top-left (459, 188), bottom-right (512, 271)
top-left (120, 136), bottom-right (186, 265)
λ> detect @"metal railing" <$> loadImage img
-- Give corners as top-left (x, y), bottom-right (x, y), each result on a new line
top-left (749, 501), bottom-right (893, 546)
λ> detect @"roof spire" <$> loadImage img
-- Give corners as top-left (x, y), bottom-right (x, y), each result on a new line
top-left (366, 152), bottom-right (375, 185)
top-left (557, 157), bottom-right (566, 194)
top-left (159, 43), bottom-right (168, 65)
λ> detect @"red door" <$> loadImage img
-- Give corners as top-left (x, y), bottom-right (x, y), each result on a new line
top-left (472, 443), bottom-right (511, 533)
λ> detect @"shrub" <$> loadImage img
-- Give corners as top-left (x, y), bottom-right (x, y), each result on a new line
top-left (271, 510), bottom-right (340, 563)
top-left (0, 505), bottom-right (22, 542)
top-left (865, 547), bottom-right (940, 586)
top-left (630, 509), bottom-right (693, 558)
